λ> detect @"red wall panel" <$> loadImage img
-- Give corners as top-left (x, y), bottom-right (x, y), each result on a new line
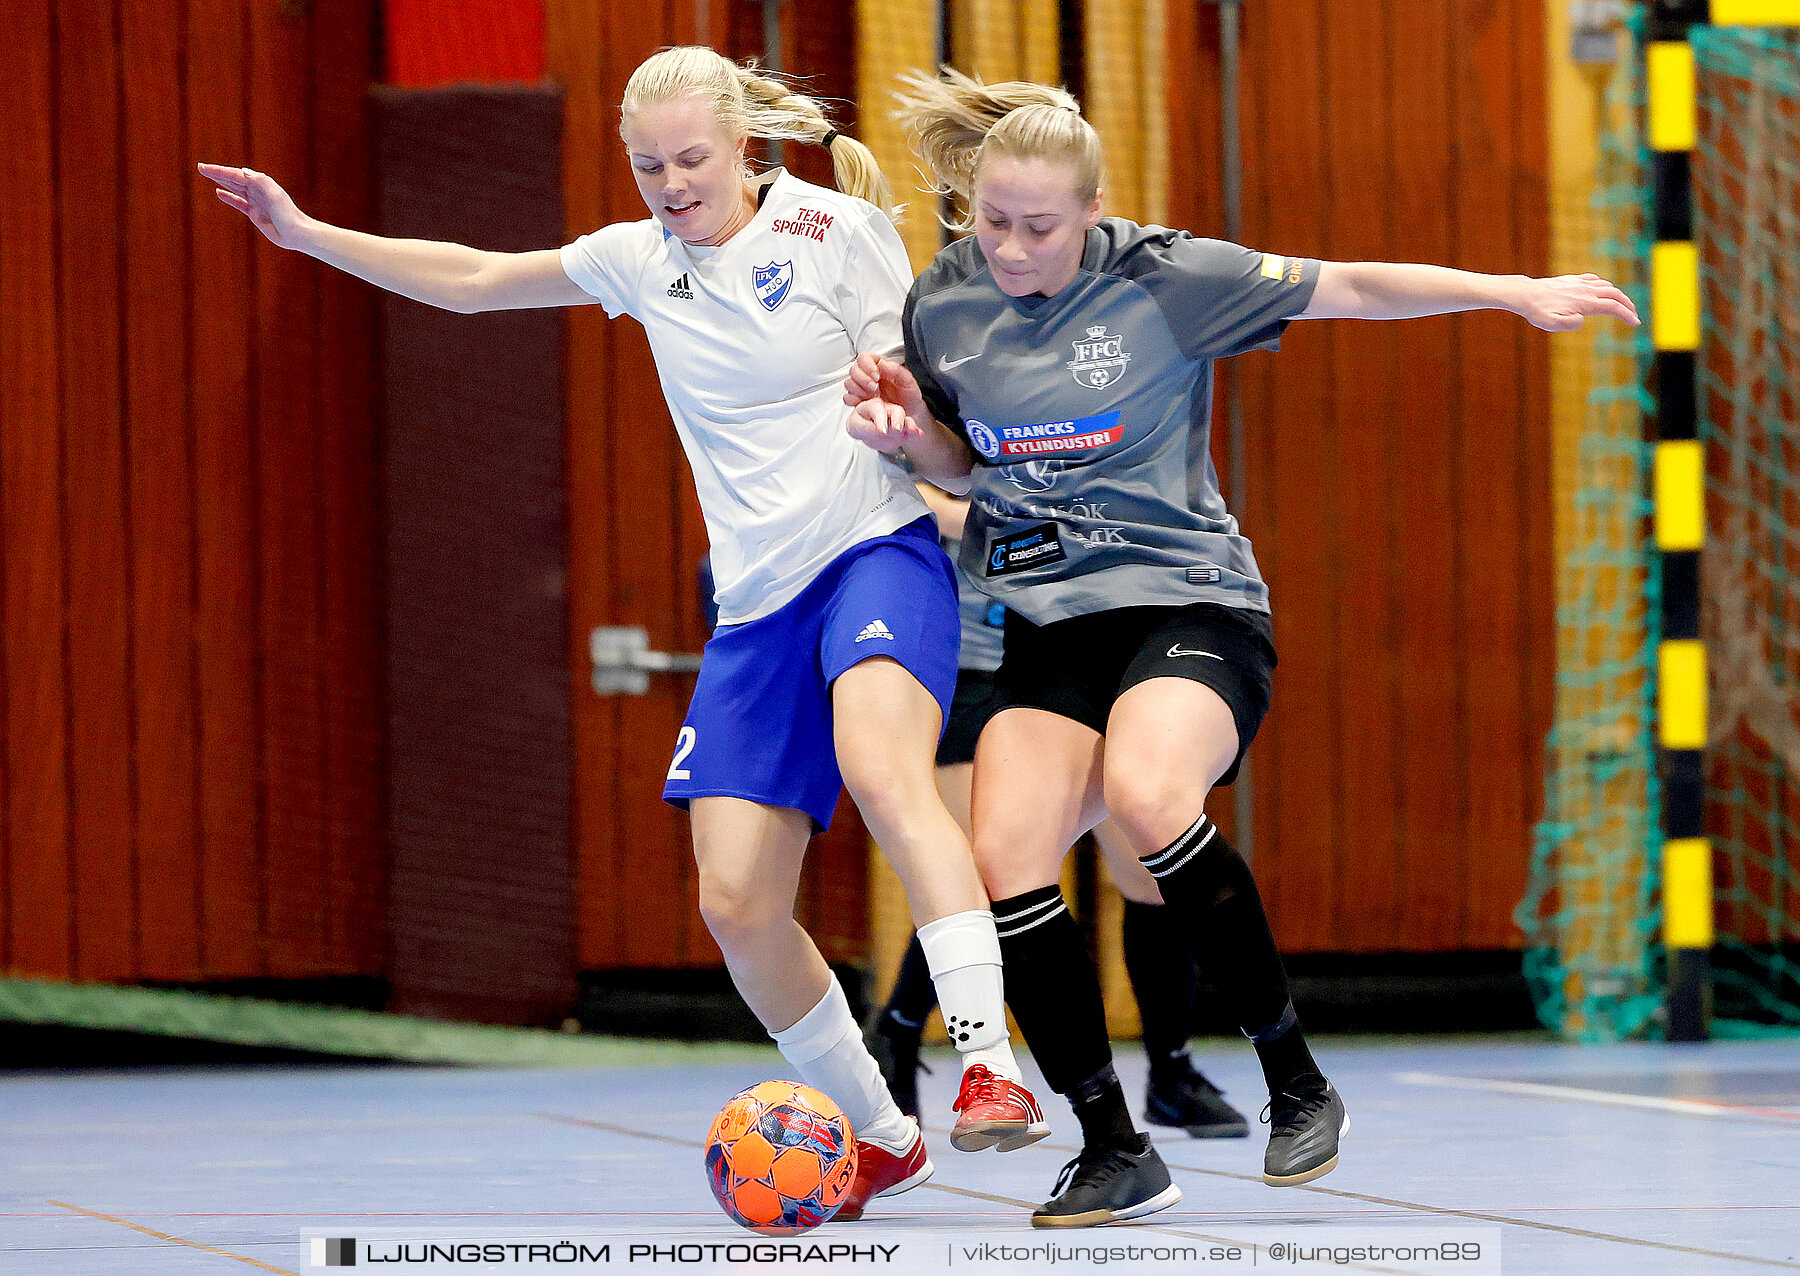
top-left (386, 0), bottom-right (548, 88)
top-left (0, 0), bottom-right (386, 987)
top-left (124, 0), bottom-right (204, 981)
top-left (187, 0), bottom-right (266, 979)
top-left (0, 0), bottom-right (73, 980)
top-left (58, 0), bottom-right (139, 983)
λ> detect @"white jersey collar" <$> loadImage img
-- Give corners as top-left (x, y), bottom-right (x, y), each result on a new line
top-left (676, 167), bottom-right (790, 263)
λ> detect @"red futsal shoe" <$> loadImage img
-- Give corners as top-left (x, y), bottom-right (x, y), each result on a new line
top-left (831, 1117), bottom-right (933, 1222)
top-left (950, 1063), bottom-right (1052, 1152)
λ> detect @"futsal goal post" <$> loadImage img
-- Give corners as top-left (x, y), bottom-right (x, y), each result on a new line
top-left (1521, 0), bottom-right (1800, 1044)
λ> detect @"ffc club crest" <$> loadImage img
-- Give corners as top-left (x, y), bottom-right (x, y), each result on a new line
top-left (1066, 324), bottom-right (1131, 389)
top-left (753, 260), bottom-right (794, 311)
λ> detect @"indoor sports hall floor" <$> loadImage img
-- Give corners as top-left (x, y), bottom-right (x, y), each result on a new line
top-left (3, 1035), bottom-right (1796, 1275)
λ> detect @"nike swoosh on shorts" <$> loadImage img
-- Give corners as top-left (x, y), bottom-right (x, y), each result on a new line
top-left (1167, 645), bottom-right (1223, 660)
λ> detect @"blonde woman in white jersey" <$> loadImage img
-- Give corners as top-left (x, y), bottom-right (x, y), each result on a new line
top-left (200, 47), bottom-right (1047, 1225)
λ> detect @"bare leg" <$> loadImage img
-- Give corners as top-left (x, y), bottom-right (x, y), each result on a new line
top-left (968, 707), bottom-right (1106, 901)
top-left (690, 796), bottom-right (826, 1031)
top-left (834, 656), bottom-right (1042, 1147)
top-left (832, 656), bottom-right (986, 926)
top-left (691, 794), bottom-right (916, 1158)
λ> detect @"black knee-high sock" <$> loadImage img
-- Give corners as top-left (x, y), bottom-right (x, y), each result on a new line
top-left (880, 933), bottom-right (939, 1033)
top-left (992, 885), bottom-right (1135, 1147)
top-left (1139, 814), bottom-right (1325, 1096)
top-left (1121, 899), bottom-right (1198, 1080)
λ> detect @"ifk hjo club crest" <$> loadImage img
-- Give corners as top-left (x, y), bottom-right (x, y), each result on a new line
top-left (753, 260), bottom-right (793, 312)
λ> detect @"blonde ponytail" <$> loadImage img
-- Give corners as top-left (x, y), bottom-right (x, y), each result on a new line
top-left (620, 46), bottom-right (900, 222)
top-left (735, 66), bottom-right (899, 221)
top-left (893, 67), bottom-right (1101, 232)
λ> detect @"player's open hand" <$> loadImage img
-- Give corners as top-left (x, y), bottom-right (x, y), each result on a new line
top-left (846, 397), bottom-right (923, 454)
top-left (197, 164), bottom-right (309, 249)
top-left (1517, 273), bottom-right (1640, 332)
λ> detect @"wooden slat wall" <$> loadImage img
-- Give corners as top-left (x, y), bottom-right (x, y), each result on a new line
top-left (314, 0), bottom-right (387, 975)
top-left (548, 0), bottom-right (873, 972)
top-left (0, 1), bottom-right (1555, 987)
top-left (1, 0), bottom-right (71, 980)
top-left (0, 0), bottom-right (384, 984)
top-left (1169, 0), bottom-right (1552, 954)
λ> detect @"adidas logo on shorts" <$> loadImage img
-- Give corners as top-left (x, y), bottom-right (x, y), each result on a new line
top-left (667, 272), bottom-right (694, 299)
top-left (854, 619), bottom-right (895, 643)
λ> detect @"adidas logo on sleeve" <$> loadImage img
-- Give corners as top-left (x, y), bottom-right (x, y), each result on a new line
top-left (667, 272), bottom-right (694, 299)
top-left (854, 619), bottom-right (895, 643)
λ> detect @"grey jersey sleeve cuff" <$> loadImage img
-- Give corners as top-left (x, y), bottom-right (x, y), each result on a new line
top-left (1119, 230), bottom-right (1320, 362)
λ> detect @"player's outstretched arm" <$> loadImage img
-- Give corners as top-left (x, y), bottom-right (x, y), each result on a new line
top-left (1298, 261), bottom-right (1640, 332)
top-left (198, 164), bottom-right (594, 315)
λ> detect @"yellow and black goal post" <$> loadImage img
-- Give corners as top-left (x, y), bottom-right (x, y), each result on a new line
top-left (1644, 0), bottom-right (1800, 1042)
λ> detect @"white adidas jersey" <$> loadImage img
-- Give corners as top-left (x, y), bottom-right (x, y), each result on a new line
top-left (560, 171), bottom-right (928, 625)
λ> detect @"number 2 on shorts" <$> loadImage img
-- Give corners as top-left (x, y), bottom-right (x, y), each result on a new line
top-left (668, 726), bottom-right (697, 782)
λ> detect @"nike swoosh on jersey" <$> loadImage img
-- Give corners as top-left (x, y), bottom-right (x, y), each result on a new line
top-left (938, 352), bottom-right (981, 371)
top-left (1167, 645), bottom-right (1223, 660)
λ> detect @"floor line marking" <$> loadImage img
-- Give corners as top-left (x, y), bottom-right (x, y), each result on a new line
top-left (542, 1112), bottom-right (1797, 1268)
top-left (7, 1201), bottom-right (1795, 1218)
top-left (47, 1200), bottom-right (302, 1275)
top-left (536, 1113), bottom-right (1040, 1212)
top-left (974, 1130), bottom-right (1800, 1271)
top-left (1396, 1070), bottom-right (1800, 1122)
top-left (540, 1114), bottom-right (1467, 1269)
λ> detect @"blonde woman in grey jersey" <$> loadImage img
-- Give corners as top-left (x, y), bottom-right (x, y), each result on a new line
top-left (843, 68), bottom-right (1639, 1228)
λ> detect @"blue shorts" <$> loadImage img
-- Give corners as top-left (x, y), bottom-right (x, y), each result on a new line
top-left (663, 517), bottom-right (960, 831)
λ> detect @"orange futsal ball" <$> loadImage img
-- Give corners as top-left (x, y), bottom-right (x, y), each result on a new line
top-left (703, 1080), bottom-right (857, 1235)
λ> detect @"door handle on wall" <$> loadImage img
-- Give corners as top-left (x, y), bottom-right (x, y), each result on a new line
top-left (589, 626), bottom-right (704, 696)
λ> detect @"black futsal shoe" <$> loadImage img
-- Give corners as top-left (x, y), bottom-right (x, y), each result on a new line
top-left (1031, 1134), bottom-right (1182, 1228)
top-left (863, 1014), bottom-right (926, 1120)
top-left (1261, 1081), bottom-right (1348, 1186)
top-left (1145, 1057), bottom-right (1250, 1138)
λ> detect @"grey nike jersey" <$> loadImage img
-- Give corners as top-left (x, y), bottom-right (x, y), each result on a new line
top-left (905, 219), bottom-right (1319, 625)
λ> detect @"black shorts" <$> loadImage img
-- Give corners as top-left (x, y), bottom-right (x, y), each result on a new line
top-left (936, 668), bottom-right (1001, 767)
top-left (990, 602), bottom-right (1276, 786)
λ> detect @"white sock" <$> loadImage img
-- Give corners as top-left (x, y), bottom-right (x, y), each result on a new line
top-left (770, 979), bottom-right (912, 1149)
top-left (917, 910), bottom-right (1022, 1082)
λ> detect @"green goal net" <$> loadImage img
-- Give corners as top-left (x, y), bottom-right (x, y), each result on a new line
top-left (1520, 19), bottom-right (1800, 1042)
top-left (1517, 15), bottom-right (1663, 1043)
top-left (1693, 26), bottom-right (1800, 1037)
